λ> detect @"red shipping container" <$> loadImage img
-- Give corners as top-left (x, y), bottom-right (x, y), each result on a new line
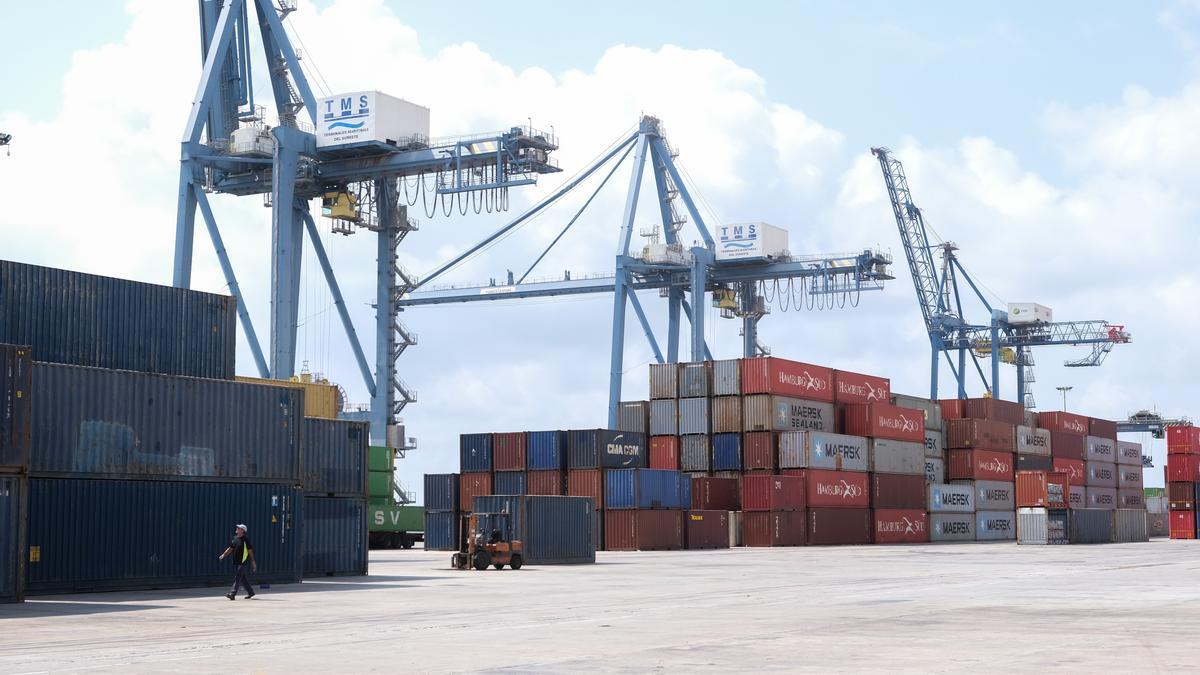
top-left (459, 472), bottom-right (492, 512)
top-left (649, 436), bottom-right (680, 470)
top-left (963, 398), bottom-right (1025, 426)
top-left (1168, 455), bottom-right (1200, 482)
top-left (939, 399), bottom-right (965, 421)
top-left (1038, 411), bottom-right (1089, 436)
top-left (945, 419), bottom-right (1015, 452)
top-left (691, 476), bottom-right (739, 510)
top-left (870, 473), bottom-right (926, 509)
top-left (1167, 425), bottom-right (1200, 453)
top-left (567, 468), bottom-right (604, 508)
top-left (604, 510), bottom-right (684, 551)
top-left (1168, 481), bottom-right (1195, 510)
top-left (1053, 458), bottom-right (1086, 486)
top-left (743, 432), bottom-right (776, 471)
top-left (492, 432), bottom-right (527, 471)
top-left (832, 370), bottom-right (891, 405)
top-left (843, 403), bottom-right (924, 443)
top-left (1089, 417), bottom-right (1118, 440)
top-left (873, 509), bottom-right (929, 544)
top-left (1015, 470), bottom-right (1069, 508)
top-left (808, 507), bottom-right (872, 545)
top-left (802, 469), bottom-right (870, 508)
top-left (741, 473), bottom-right (806, 511)
top-left (1170, 510), bottom-right (1196, 539)
top-left (740, 357), bottom-right (834, 402)
top-left (947, 449), bottom-right (1014, 481)
top-left (1050, 431), bottom-right (1086, 460)
top-left (742, 511), bottom-right (806, 546)
top-left (684, 510), bottom-right (730, 549)
top-left (526, 470), bottom-right (564, 496)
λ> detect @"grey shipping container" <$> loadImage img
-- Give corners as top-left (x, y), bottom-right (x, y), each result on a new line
top-left (649, 363), bottom-right (678, 399)
top-left (890, 393), bottom-right (942, 430)
top-left (567, 430), bottom-right (647, 469)
top-left (711, 397), bottom-right (742, 434)
top-left (680, 435), bottom-right (711, 472)
top-left (26, 478), bottom-right (301, 594)
top-left (424, 511), bottom-right (457, 551)
top-left (1117, 466), bottom-right (1143, 489)
top-left (0, 260), bottom-right (236, 379)
top-left (925, 457), bottom-right (945, 484)
top-left (31, 363), bottom-right (301, 482)
top-left (302, 497), bottom-right (367, 577)
top-left (928, 483), bottom-right (975, 513)
top-left (678, 398), bottom-right (711, 435)
top-left (650, 399), bottom-right (679, 436)
top-left (1017, 507), bottom-right (1069, 545)
top-left (869, 439), bottom-right (924, 475)
top-left (924, 430), bottom-right (944, 458)
top-left (975, 510), bottom-right (1016, 541)
top-left (0, 475), bottom-right (26, 602)
top-left (1085, 436), bottom-right (1116, 462)
top-left (930, 513), bottom-right (975, 542)
top-left (955, 479), bottom-right (1015, 511)
top-left (1015, 426), bottom-right (1051, 456)
top-left (1085, 461), bottom-right (1118, 489)
top-left (743, 395), bottom-right (833, 432)
top-left (778, 431), bottom-right (868, 471)
top-left (617, 401), bottom-right (650, 434)
top-left (1069, 485), bottom-right (1086, 509)
top-left (302, 418), bottom-right (368, 496)
top-left (1086, 486), bottom-right (1118, 509)
top-left (679, 362), bottom-right (712, 398)
top-left (712, 359), bottom-right (740, 396)
top-left (1116, 440), bottom-right (1143, 466)
top-left (472, 495), bottom-right (596, 564)
top-left (1117, 488), bottom-right (1144, 509)
top-left (1069, 509), bottom-right (1114, 544)
top-left (1113, 509), bottom-right (1148, 543)
top-left (0, 344), bottom-right (31, 471)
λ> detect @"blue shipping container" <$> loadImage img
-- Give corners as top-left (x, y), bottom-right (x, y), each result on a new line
top-left (302, 497), bottom-right (367, 577)
top-left (26, 478), bottom-right (301, 594)
top-left (567, 429), bottom-right (647, 469)
top-left (604, 469), bottom-right (688, 510)
top-left (303, 418), bottom-right (368, 496)
top-left (0, 344), bottom-right (31, 471)
top-left (0, 475), bottom-right (25, 603)
top-left (424, 474), bottom-right (460, 512)
top-left (494, 471), bottom-right (527, 495)
top-left (471, 495), bottom-right (596, 564)
top-left (713, 433), bottom-right (743, 471)
top-left (424, 511), bottom-right (458, 551)
top-left (526, 431), bottom-right (567, 470)
top-left (0, 260), bottom-right (237, 379)
top-left (30, 363), bottom-right (302, 482)
top-left (460, 434), bottom-right (493, 472)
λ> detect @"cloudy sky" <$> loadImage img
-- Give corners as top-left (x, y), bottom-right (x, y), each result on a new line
top-left (2, 1), bottom-right (1196, 494)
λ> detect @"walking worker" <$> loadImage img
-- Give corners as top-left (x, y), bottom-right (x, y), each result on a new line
top-left (218, 524), bottom-right (256, 600)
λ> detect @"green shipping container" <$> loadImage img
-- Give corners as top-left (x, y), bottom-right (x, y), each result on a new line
top-left (1144, 487), bottom-right (1165, 498)
top-left (369, 471), bottom-right (392, 499)
top-left (370, 505), bottom-right (424, 533)
top-left (368, 446), bottom-right (393, 473)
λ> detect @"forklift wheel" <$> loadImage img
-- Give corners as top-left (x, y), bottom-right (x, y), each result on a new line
top-left (472, 551), bottom-right (491, 571)
top-left (451, 553), bottom-right (465, 570)
top-left (510, 554), bottom-right (523, 570)
top-left (493, 563), bottom-right (505, 570)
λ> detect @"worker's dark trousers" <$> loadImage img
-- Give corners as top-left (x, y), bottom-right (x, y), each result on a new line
top-left (230, 564), bottom-right (254, 596)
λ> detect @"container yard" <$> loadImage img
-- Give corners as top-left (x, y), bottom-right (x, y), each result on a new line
top-left (3, 2), bottom-right (1200, 672)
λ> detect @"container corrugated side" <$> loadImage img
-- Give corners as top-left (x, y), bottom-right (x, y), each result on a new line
top-left (872, 509), bottom-right (928, 544)
top-left (424, 511), bottom-right (457, 551)
top-left (742, 511), bottom-right (806, 546)
top-left (493, 432), bottom-right (527, 471)
top-left (302, 418), bottom-right (368, 497)
top-left (566, 469), bottom-right (603, 509)
top-left (1015, 426), bottom-right (1051, 456)
top-left (975, 510), bottom-right (1016, 541)
top-left (527, 470), bottom-right (563, 495)
top-left (31, 363), bottom-right (301, 482)
top-left (603, 510), bottom-right (683, 551)
top-left (869, 439), bottom-right (924, 475)
top-left (459, 472), bottom-right (492, 512)
top-left (301, 497), bottom-right (367, 577)
top-left (567, 430), bottom-right (647, 469)
top-left (684, 510), bottom-right (730, 549)
top-left (650, 399), bottom-right (679, 436)
top-left (423, 473), bottom-right (459, 511)
top-left (1070, 509), bottom-right (1114, 544)
top-left (679, 362), bottom-right (712, 398)
top-left (779, 431), bottom-right (869, 472)
top-left (648, 363), bottom-right (678, 399)
top-left (0, 260), bottom-right (236, 379)
top-left (711, 397), bottom-right (742, 434)
top-left (711, 359), bottom-right (740, 396)
top-left (460, 433), bottom-right (493, 472)
top-left (26, 478), bottom-right (300, 594)
top-left (1085, 436), bottom-right (1116, 462)
top-left (0, 344), bottom-right (31, 471)
top-left (807, 508), bottom-right (871, 545)
top-left (890, 393), bottom-right (942, 430)
top-left (494, 471), bottom-right (527, 495)
top-left (712, 433), bottom-right (742, 471)
top-left (924, 430), bottom-right (944, 459)
top-left (678, 398), bottom-right (710, 435)
top-left (527, 431), bottom-right (566, 470)
top-left (604, 469), bottom-right (686, 510)
top-left (1114, 509), bottom-right (1148, 543)
top-left (680, 435), bottom-right (710, 472)
top-left (928, 483), bottom-right (974, 513)
top-left (962, 480), bottom-right (1016, 511)
top-left (929, 513), bottom-right (975, 542)
top-left (0, 475), bottom-right (25, 602)
top-left (649, 436), bottom-right (679, 470)
top-left (617, 401), bottom-right (650, 434)
top-left (1017, 508), bottom-right (1069, 545)
top-left (925, 457), bottom-right (945, 483)
top-left (1116, 440), bottom-right (1143, 466)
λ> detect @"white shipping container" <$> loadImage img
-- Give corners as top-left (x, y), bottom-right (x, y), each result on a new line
top-left (925, 457), bottom-right (945, 484)
top-left (1085, 435), bottom-right (1115, 462)
top-left (976, 510), bottom-right (1017, 541)
top-left (924, 430), bottom-right (944, 458)
top-left (1116, 440), bottom-right (1143, 466)
top-left (869, 439), bottom-right (924, 475)
top-left (711, 360), bottom-right (740, 397)
top-left (678, 398), bottom-right (711, 435)
top-left (649, 399), bottom-right (678, 436)
top-left (928, 483), bottom-right (975, 513)
top-left (1015, 426), bottom-right (1051, 456)
top-left (316, 91), bottom-right (430, 148)
top-left (1007, 302), bottom-right (1053, 325)
top-left (1017, 507), bottom-right (1069, 545)
top-left (714, 222), bottom-right (788, 261)
top-left (930, 513), bottom-right (975, 542)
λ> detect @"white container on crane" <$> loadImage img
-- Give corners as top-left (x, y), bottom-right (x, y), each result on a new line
top-left (1007, 302), bottom-right (1053, 325)
top-left (715, 222), bottom-right (789, 262)
top-left (316, 91), bottom-right (430, 149)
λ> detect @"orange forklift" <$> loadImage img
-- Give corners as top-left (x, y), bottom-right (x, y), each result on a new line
top-left (451, 512), bottom-right (524, 571)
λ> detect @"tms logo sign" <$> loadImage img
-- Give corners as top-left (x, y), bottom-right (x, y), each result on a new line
top-left (718, 223), bottom-right (758, 252)
top-left (322, 94), bottom-right (370, 130)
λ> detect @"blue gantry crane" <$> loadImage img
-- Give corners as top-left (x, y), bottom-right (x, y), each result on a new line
top-left (172, 0), bottom-right (560, 449)
top-left (871, 147), bottom-right (1131, 408)
top-left (400, 116), bottom-right (894, 426)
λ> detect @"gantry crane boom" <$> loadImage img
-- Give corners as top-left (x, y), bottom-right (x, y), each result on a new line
top-left (870, 147), bottom-right (1129, 406)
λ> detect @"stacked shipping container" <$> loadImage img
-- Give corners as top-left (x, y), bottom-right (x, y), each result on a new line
top-left (1167, 425), bottom-right (1200, 539)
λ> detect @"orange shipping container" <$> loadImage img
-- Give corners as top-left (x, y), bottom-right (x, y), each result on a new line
top-left (649, 436), bottom-right (680, 470)
top-left (1015, 470), bottom-right (1069, 509)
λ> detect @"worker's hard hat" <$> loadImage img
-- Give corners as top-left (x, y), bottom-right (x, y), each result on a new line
top-left (236, 524), bottom-right (248, 532)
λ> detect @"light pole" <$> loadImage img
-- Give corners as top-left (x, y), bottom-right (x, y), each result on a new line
top-left (1056, 386), bottom-right (1073, 411)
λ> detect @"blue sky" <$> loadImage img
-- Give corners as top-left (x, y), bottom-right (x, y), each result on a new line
top-left (2, 1), bottom-right (1198, 493)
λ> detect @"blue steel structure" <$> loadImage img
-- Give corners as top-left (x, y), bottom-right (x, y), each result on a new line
top-left (871, 147), bottom-right (1131, 408)
top-left (172, 0), bottom-right (559, 449)
top-left (401, 117), bottom-right (894, 426)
